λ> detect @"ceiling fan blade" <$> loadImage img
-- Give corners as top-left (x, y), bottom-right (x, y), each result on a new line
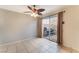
top-left (27, 6), bottom-right (32, 10)
top-left (24, 11), bottom-right (32, 13)
top-left (38, 12), bottom-right (42, 15)
top-left (37, 9), bottom-right (45, 12)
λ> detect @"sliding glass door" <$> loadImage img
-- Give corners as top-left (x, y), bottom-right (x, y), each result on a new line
top-left (42, 15), bottom-right (58, 43)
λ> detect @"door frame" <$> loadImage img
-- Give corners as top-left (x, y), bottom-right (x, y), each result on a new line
top-left (57, 12), bottom-right (64, 45)
top-left (37, 11), bottom-right (64, 45)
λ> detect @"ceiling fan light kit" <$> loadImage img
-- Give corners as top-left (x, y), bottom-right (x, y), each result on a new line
top-left (31, 13), bottom-right (39, 17)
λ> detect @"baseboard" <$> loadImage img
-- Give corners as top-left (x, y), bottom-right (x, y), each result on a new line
top-left (61, 45), bottom-right (79, 53)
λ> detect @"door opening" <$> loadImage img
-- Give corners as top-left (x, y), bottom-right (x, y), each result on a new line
top-left (37, 11), bottom-right (64, 45)
top-left (42, 15), bottom-right (58, 43)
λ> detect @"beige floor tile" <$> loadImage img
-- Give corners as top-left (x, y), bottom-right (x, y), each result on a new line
top-left (0, 38), bottom-right (76, 53)
top-left (0, 46), bottom-right (7, 53)
top-left (7, 44), bottom-right (16, 53)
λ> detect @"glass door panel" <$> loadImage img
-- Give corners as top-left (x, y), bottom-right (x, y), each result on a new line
top-left (42, 15), bottom-right (58, 43)
top-left (42, 17), bottom-right (50, 39)
top-left (49, 15), bottom-right (58, 42)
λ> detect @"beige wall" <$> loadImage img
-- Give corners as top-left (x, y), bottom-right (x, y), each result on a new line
top-left (63, 6), bottom-right (79, 51)
top-left (0, 9), bottom-right (37, 44)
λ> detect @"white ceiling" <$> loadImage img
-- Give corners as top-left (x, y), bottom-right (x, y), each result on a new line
top-left (0, 5), bottom-right (65, 15)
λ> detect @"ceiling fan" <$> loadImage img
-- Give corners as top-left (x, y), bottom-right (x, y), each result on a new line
top-left (24, 5), bottom-right (45, 17)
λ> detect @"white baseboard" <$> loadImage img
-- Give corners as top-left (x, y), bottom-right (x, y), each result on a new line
top-left (62, 45), bottom-right (79, 52)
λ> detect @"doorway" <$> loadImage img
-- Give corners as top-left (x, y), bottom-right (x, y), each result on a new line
top-left (42, 15), bottom-right (58, 43)
top-left (37, 11), bottom-right (64, 45)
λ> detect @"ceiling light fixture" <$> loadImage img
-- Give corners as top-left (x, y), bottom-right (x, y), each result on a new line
top-left (24, 5), bottom-right (45, 17)
top-left (31, 13), bottom-right (39, 17)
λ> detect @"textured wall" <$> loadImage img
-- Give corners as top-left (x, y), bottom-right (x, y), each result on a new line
top-left (63, 6), bottom-right (79, 51)
top-left (0, 9), bottom-right (37, 44)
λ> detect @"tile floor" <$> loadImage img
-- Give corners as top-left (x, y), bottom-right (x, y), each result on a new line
top-left (0, 38), bottom-right (77, 53)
